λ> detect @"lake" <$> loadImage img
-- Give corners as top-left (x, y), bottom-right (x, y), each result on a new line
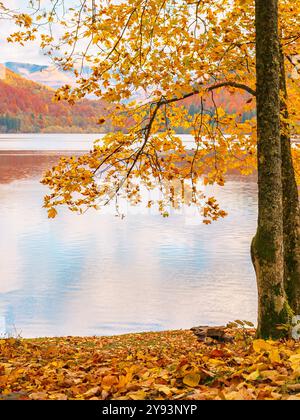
top-left (0, 134), bottom-right (258, 338)
top-left (0, 133), bottom-right (210, 151)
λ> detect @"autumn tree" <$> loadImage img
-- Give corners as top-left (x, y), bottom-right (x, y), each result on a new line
top-left (251, 0), bottom-right (292, 338)
top-left (279, 46), bottom-right (300, 315)
top-left (2, 0), bottom-right (300, 338)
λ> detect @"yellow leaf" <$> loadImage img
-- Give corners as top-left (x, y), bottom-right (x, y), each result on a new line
top-left (48, 392), bottom-right (68, 400)
top-left (47, 208), bottom-right (57, 219)
top-left (128, 390), bottom-right (146, 400)
top-left (289, 354), bottom-right (300, 373)
top-left (225, 391), bottom-right (244, 400)
top-left (83, 387), bottom-right (100, 398)
top-left (183, 373), bottom-right (201, 387)
top-left (253, 339), bottom-right (273, 353)
top-left (287, 395), bottom-right (300, 401)
top-left (269, 349), bottom-right (281, 364)
top-left (246, 370), bottom-right (260, 381)
top-left (260, 370), bottom-right (280, 380)
top-left (157, 385), bottom-right (172, 396)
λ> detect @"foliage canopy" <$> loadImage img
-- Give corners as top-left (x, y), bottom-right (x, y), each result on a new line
top-left (1, 0), bottom-right (299, 220)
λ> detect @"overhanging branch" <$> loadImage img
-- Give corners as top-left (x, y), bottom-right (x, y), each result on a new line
top-left (207, 81), bottom-right (256, 96)
top-left (160, 81), bottom-right (256, 107)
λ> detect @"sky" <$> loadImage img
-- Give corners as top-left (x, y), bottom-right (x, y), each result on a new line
top-left (0, 0), bottom-right (135, 66)
top-left (0, 0), bottom-right (67, 65)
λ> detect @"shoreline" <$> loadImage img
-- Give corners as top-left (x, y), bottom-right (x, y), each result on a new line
top-left (0, 150), bottom-right (87, 155)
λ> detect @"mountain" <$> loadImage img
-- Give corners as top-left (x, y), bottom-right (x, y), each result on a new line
top-left (4, 62), bottom-right (93, 90)
top-left (4, 61), bottom-right (76, 90)
top-left (0, 64), bottom-right (108, 133)
top-left (5, 62), bottom-right (48, 75)
top-left (0, 62), bottom-right (255, 134)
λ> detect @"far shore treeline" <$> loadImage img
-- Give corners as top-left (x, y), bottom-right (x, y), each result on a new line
top-left (0, 64), bottom-right (255, 134)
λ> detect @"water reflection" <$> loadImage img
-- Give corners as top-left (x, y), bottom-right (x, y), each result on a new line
top-left (0, 152), bottom-right (66, 184)
top-left (0, 153), bottom-right (258, 338)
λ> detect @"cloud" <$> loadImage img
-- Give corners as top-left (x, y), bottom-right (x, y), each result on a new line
top-left (0, 40), bottom-right (50, 65)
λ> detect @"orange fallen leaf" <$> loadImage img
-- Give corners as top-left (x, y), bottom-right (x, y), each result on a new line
top-left (102, 375), bottom-right (118, 387)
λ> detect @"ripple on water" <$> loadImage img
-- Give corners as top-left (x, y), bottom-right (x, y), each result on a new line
top-left (0, 152), bottom-right (258, 337)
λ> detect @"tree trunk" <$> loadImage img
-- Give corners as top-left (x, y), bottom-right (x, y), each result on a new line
top-left (251, 0), bottom-right (291, 339)
top-left (280, 48), bottom-right (300, 314)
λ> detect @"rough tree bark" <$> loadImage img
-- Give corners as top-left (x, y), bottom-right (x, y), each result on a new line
top-left (279, 48), bottom-right (300, 314)
top-left (251, 0), bottom-right (291, 338)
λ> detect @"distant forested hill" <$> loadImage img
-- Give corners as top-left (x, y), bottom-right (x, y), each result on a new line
top-left (0, 63), bottom-right (255, 134)
top-left (0, 65), bottom-right (109, 133)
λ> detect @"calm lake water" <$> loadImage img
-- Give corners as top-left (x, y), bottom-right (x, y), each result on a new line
top-left (0, 134), bottom-right (258, 338)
